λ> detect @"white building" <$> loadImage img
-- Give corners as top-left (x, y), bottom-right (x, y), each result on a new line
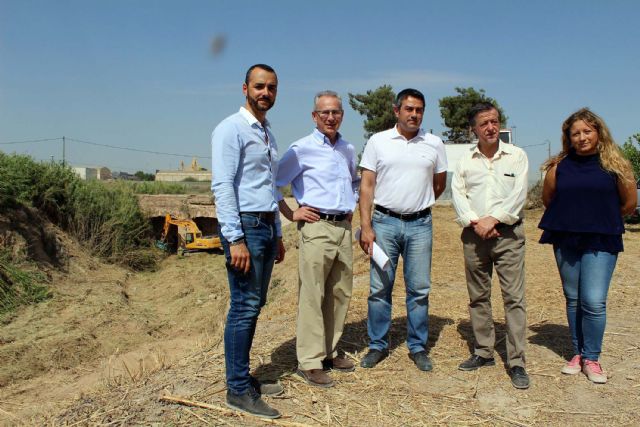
top-left (72, 166), bottom-right (112, 181)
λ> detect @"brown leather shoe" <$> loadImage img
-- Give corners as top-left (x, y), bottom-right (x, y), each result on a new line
top-left (323, 355), bottom-right (355, 372)
top-left (297, 368), bottom-right (334, 388)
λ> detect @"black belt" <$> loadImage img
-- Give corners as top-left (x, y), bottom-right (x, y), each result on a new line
top-left (317, 212), bottom-right (349, 222)
top-left (240, 211), bottom-right (276, 223)
top-left (375, 205), bottom-right (431, 221)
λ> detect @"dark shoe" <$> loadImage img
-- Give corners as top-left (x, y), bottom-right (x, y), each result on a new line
top-left (250, 376), bottom-right (284, 396)
top-left (509, 366), bottom-right (530, 389)
top-left (226, 389), bottom-right (281, 419)
top-left (360, 349), bottom-right (389, 368)
top-left (297, 368), bottom-right (334, 388)
top-left (458, 354), bottom-right (496, 371)
top-left (323, 355), bottom-right (355, 372)
top-left (410, 351), bottom-right (433, 372)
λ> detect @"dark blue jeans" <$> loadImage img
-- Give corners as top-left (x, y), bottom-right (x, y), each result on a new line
top-left (219, 214), bottom-right (277, 395)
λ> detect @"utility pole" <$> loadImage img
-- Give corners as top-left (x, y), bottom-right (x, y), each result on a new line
top-left (62, 136), bottom-right (66, 166)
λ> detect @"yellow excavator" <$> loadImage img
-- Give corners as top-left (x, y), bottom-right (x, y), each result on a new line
top-left (156, 214), bottom-right (221, 254)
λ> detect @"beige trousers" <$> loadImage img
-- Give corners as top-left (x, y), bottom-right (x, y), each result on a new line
top-left (461, 222), bottom-right (527, 368)
top-left (297, 219), bottom-right (353, 370)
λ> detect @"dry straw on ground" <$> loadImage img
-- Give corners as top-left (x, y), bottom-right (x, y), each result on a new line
top-left (2, 206), bottom-right (639, 426)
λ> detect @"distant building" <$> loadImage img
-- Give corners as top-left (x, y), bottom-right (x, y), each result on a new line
top-left (155, 157), bottom-right (212, 182)
top-left (112, 171), bottom-right (141, 181)
top-left (72, 166), bottom-right (112, 181)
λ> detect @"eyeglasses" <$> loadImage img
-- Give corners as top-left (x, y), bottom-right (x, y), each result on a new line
top-left (315, 109), bottom-right (344, 119)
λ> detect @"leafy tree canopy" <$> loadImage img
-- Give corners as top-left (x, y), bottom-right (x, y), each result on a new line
top-left (348, 85), bottom-right (396, 140)
top-left (621, 133), bottom-right (640, 179)
top-left (439, 87), bottom-right (507, 143)
top-left (134, 170), bottom-right (155, 181)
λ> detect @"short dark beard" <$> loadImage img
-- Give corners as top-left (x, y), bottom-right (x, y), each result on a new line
top-left (247, 95), bottom-right (273, 113)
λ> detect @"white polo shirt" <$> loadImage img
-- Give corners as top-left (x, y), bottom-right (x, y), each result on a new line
top-left (360, 126), bottom-right (448, 213)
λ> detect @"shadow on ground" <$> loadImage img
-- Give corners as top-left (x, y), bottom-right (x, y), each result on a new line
top-left (455, 319), bottom-right (573, 369)
top-left (253, 314), bottom-right (454, 380)
top-left (528, 322), bottom-right (573, 359)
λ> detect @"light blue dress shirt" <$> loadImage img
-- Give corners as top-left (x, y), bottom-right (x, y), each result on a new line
top-left (276, 128), bottom-right (360, 214)
top-left (211, 107), bottom-right (281, 241)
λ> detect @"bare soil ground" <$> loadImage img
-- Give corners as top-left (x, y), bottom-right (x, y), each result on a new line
top-left (1, 205), bottom-right (639, 426)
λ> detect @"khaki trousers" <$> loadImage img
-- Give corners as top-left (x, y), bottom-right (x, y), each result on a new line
top-left (297, 219), bottom-right (353, 370)
top-left (461, 222), bottom-right (527, 368)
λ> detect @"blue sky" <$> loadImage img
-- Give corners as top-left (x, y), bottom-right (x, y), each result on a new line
top-left (1, 0), bottom-right (639, 178)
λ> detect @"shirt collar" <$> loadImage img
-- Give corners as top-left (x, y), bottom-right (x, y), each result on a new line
top-left (239, 106), bottom-right (270, 129)
top-left (472, 141), bottom-right (515, 157)
top-left (391, 125), bottom-right (426, 141)
top-left (312, 127), bottom-right (342, 146)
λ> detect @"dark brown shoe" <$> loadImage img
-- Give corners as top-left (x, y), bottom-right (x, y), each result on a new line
top-left (297, 368), bottom-right (334, 388)
top-left (323, 355), bottom-right (355, 372)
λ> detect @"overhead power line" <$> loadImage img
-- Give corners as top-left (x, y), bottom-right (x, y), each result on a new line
top-left (66, 137), bottom-right (211, 159)
top-left (0, 137), bottom-right (62, 145)
top-left (0, 136), bottom-right (210, 159)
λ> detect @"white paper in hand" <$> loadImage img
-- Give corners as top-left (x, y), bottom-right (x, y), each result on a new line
top-left (355, 228), bottom-right (390, 270)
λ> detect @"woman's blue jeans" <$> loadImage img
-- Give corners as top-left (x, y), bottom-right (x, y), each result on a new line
top-left (367, 210), bottom-right (433, 354)
top-left (219, 214), bottom-right (277, 395)
top-left (553, 245), bottom-right (618, 361)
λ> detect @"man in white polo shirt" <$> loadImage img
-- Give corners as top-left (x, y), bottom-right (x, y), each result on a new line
top-left (358, 88), bottom-right (447, 372)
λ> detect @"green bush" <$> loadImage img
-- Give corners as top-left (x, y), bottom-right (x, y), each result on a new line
top-left (69, 181), bottom-right (153, 268)
top-left (128, 181), bottom-right (188, 194)
top-left (0, 153), bottom-right (154, 270)
top-left (0, 249), bottom-right (51, 316)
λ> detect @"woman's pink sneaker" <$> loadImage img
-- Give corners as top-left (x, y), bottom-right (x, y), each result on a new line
top-left (582, 359), bottom-right (607, 384)
top-left (561, 355), bottom-right (582, 375)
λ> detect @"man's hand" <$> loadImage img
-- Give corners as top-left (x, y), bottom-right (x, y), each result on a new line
top-left (359, 225), bottom-right (376, 256)
top-left (346, 212), bottom-right (353, 223)
top-left (230, 242), bottom-right (251, 274)
top-left (275, 238), bottom-right (285, 264)
top-left (292, 206), bottom-right (320, 223)
top-left (471, 216), bottom-right (500, 240)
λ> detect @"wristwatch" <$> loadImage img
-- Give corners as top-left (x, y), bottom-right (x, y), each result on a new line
top-left (229, 238), bottom-right (245, 246)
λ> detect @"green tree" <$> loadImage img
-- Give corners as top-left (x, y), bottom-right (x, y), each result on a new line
top-left (439, 87), bottom-right (507, 143)
top-left (348, 85), bottom-right (396, 140)
top-left (621, 133), bottom-right (640, 179)
top-left (134, 170), bottom-right (155, 181)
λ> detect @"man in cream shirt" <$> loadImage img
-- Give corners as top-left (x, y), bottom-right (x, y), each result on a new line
top-left (451, 102), bottom-right (530, 389)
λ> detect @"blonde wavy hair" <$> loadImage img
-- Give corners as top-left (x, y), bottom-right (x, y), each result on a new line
top-left (543, 108), bottom-right (634, 184)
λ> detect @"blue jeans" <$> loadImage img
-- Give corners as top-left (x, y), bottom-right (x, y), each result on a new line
top-left (219, 214), bottom-right (277, 395)
top-left (553, 245), bottom-right (618, 361)
top-left (367, 210), bottom-right (433, 354)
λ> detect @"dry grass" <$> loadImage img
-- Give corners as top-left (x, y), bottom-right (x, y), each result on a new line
top-left (2, 205), bottom-right (640, 426)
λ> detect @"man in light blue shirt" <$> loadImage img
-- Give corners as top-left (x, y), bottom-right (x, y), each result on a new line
top-left (211, 64), bottom-right (285, 419)
top-left (276, 90), bottom-right (360, 388)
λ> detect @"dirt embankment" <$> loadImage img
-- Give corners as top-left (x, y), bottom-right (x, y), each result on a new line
top-left (1, 206), bottom-right (640, 426)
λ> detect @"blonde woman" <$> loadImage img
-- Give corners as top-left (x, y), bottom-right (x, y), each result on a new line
top-left (538, 108), bottom-right (637, 384)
